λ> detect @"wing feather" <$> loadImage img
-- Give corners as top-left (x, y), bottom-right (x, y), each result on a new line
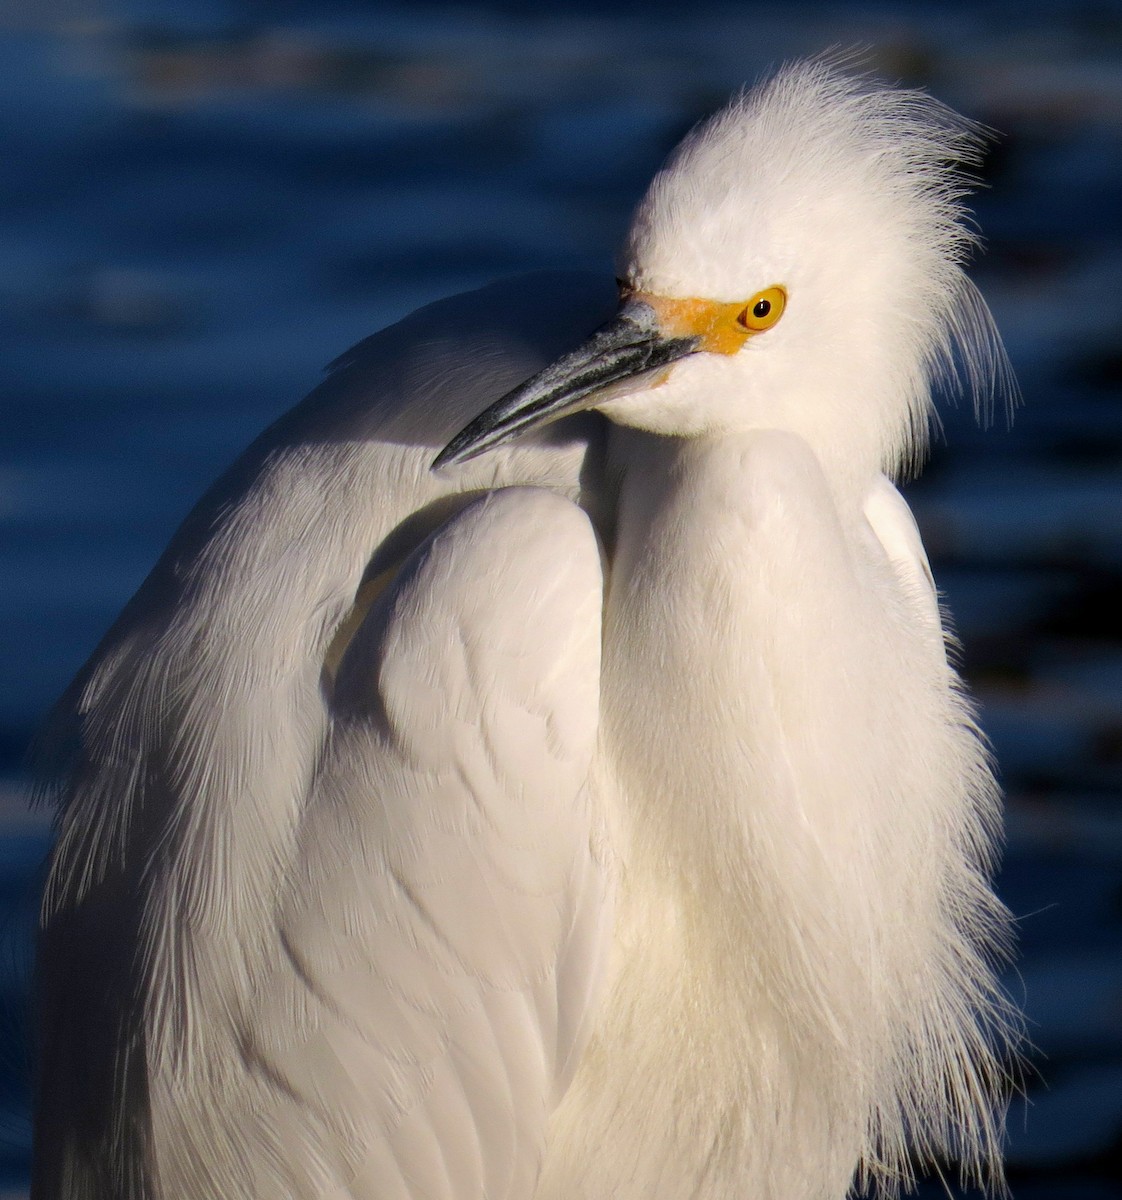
top-left (243, 487), bottom-right (609, 1198)
top-left (862, 473), bottom-right (941, 636)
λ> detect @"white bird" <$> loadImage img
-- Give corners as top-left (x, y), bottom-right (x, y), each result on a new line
top-left (34, 60), bottom-right (1017, 1200)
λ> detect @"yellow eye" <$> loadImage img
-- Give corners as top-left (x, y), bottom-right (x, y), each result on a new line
top-left (737, 286), bottom-right (787, 333)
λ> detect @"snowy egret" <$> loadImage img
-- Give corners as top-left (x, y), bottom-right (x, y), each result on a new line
top-left (34, 61), bottom-right (1017, 1200)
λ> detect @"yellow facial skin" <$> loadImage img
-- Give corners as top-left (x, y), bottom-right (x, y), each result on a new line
top-left (627, 285), bottom-right (787, 355)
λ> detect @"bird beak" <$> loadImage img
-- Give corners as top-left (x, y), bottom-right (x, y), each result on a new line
top-left (432, 299), bottom-right (701, 468)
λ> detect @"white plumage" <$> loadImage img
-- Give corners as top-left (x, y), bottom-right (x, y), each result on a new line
top-left (34, 60), bottom-right (1017, 1200)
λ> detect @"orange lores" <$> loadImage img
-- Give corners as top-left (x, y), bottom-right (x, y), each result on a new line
top-left (633, 285), bottom-right (787, 355)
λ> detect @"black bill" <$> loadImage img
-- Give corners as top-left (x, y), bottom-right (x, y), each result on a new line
top-left (432, 300), bottom-right (700, 469)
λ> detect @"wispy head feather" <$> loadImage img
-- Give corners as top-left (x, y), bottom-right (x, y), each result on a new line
top-left (625, 58), bottom-right (1015, 478)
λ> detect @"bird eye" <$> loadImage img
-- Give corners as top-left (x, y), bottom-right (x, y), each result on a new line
top-left (737, 286), bottom-right (786, 333)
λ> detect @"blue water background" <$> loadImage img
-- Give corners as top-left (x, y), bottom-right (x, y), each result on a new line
top-left (2, 2), bottom-right (1121, 1194)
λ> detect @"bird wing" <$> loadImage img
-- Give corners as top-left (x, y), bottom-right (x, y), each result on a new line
top-left (862, 473), bottom-right (942, 635)
top-left (34, 274), bottom-right (620, 1199)
top-left (244, 487), bottom-right (610, 1200)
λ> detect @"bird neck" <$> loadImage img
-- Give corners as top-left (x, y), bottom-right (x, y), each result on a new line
top-left (586, 426), bottom-right (906, 1195)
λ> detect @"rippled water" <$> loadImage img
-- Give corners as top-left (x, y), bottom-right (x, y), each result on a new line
top-left (2, 3), bottom-right (1121, 1194)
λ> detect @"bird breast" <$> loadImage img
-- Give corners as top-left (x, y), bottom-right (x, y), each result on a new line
top-left (536, 426), bottom-right (978, 1200)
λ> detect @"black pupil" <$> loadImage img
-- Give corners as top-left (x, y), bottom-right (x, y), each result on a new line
top-left (753, 299), bottom-right (771, 319)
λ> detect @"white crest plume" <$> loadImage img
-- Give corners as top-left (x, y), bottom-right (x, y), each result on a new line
top-left (625, 58), bottom-right (1015, 477)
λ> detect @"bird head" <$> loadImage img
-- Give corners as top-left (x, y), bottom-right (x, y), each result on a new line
top-left (435, 60), bottom-right (1010, 482)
